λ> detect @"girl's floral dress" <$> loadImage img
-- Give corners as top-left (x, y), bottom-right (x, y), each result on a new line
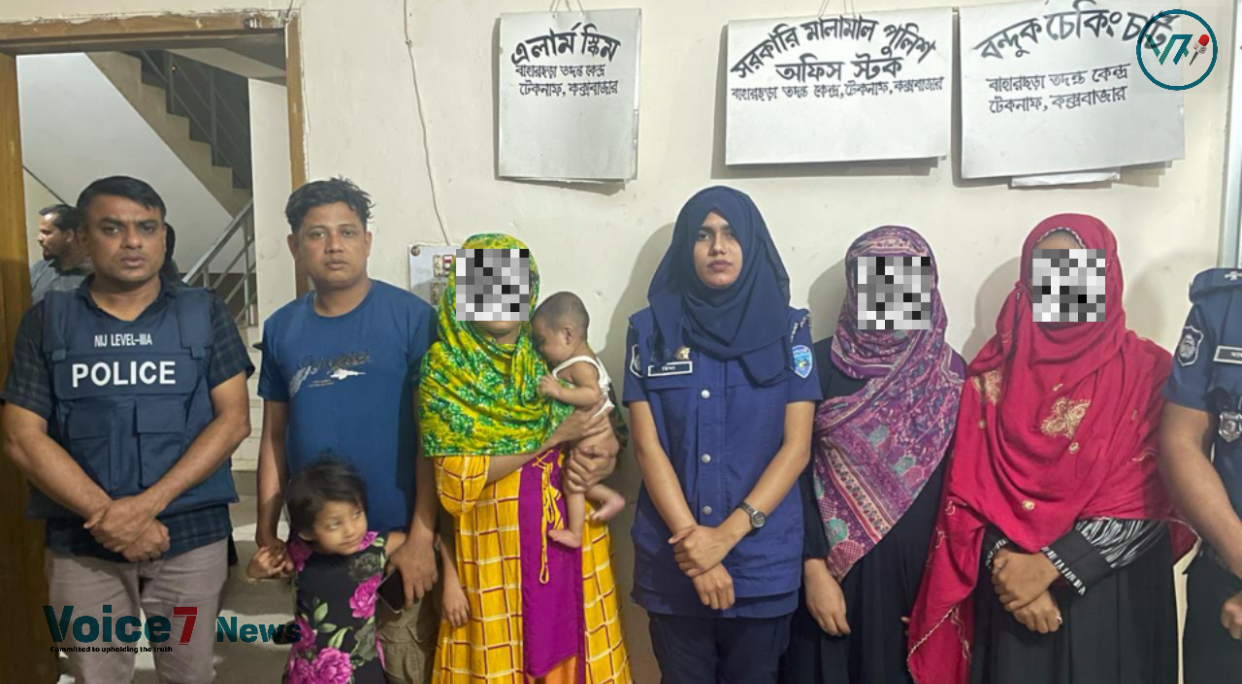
top-left (285, 531), bottom-right (388, 684)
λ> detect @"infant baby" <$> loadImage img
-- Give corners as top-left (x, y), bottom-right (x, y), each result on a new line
top-left (531, 292), bottom-right (626, 548)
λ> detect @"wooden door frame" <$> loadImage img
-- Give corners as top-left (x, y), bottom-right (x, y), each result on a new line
top-left (0, 10), bottom-right (310, 295)
top-left (0, 12), bottom-right (308, 683)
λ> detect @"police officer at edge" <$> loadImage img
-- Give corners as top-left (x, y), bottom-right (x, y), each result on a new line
top-left (2, 176), bottom-right (253, 684)
top-left (1160, 267), bottom-right (1242, 683)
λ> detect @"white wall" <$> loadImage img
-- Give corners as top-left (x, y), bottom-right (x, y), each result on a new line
top-left (391, 0), bottom-right (1230, 360)
top-left (22, 169), bottom-right (62, 266)
top-left (296, 6), bottom-right (1229, 674)
top-left (17, 53), bottom-right (233, 273)
top-left (8, 0), bottom-right (1226, 354)
top-left (249, 78), bottom-right (294, 325)
top-left (3, 1), bottom-right (1234, 678)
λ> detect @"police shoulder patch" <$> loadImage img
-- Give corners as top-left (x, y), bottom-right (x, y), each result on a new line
top-left (629, 344), bottom-right (643, 378)
top-left (792, 344), bottom-right (813, 379)
top-left (1177, 325), bottom-right (1204, 367)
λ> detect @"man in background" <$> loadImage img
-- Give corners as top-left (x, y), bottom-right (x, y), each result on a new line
top-left (29, 203), bottom-right (90, 304)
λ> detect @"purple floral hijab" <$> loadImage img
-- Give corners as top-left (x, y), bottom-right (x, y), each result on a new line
top-left (812, 226), bottom-right (964, 579)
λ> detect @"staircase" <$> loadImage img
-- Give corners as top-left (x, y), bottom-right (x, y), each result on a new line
top-left (183, 199), bottom-right (258, 327)
top-left (173, 199), bottom-right (261, 475)
top-left (126, 50), bottom-right (252, 192)
top-left (88, 51), bottom-right (252, 216)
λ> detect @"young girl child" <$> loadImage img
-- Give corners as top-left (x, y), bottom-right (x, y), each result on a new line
top-left (531, 291), bottom-right (627, 548)
top-left (248, 457), bottom-right (468, 683)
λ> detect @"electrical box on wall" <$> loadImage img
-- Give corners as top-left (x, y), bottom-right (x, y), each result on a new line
top-left (408, 244), bottom-right (460, 307)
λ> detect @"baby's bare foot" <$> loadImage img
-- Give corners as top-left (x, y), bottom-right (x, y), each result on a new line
top-left (590, 491), bottom-right (626, 523)
top-left (549, 529), bottom-right (583, 549)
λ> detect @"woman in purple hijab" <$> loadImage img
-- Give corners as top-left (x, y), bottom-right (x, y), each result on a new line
top-left (779, 226), bottom-right (965, 684)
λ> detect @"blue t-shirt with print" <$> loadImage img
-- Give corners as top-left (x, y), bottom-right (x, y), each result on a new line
top-left (259, 280), bottom-right (436, 533)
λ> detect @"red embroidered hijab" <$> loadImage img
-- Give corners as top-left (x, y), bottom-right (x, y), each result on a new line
top-left (906, 214), bottom-right (1188, 684)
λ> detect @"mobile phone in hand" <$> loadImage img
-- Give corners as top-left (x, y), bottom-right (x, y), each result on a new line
top-left (378, 570), bottom-right (405, 614)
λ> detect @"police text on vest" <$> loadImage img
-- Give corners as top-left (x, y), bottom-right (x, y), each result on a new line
top-left (71, 361), bottom-right (176, 388)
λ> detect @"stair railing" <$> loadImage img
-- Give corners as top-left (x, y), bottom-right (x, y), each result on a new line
top-left (183, 200), bottom-right (257, 328)
top-left (131, 50), bottom-right (251, 190)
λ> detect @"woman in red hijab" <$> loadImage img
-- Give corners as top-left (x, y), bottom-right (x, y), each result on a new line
top-left (906, 215), bottom-right (1191, 684)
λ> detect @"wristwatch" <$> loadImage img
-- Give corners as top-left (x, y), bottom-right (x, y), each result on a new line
top-left (739, 502), bottom-right (766, 533)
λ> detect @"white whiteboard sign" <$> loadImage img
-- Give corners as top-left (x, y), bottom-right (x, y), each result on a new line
top-left (960, 0), bottom-right (1186, 179)
top-left (498, 9), bottom-right (641, 182)
top-left (726, 9), bottom-right (953, 165)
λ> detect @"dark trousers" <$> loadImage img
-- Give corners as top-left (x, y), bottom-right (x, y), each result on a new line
top-left (1184, 554), bottom-right (1242, 684)
top-left (648, 612), bottom-right (792, 684)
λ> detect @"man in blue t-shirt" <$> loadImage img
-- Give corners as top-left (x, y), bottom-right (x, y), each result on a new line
top-left (256, 178), bottom-right (439, 683)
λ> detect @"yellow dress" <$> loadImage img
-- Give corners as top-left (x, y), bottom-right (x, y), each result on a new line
top-left (433, 450), bottom-right (631, 684)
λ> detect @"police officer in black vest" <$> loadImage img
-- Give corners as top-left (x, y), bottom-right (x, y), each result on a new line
top-left (2, 176), bottom-right (253, 684)
top-left (1160, 267), bottom-right (1242, 683)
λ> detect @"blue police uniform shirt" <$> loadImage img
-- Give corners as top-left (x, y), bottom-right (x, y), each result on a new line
top-left (623, 306), bottom-right (822, 618)
top-left (1165, 267), bottom-right (1242, 517)
top-left (258, 280), bottom-right (436, 534)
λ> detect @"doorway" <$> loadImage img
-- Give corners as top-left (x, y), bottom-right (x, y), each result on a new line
top-left (0, 12), bottom-right (306, 682)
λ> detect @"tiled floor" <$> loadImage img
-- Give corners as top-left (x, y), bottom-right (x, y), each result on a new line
top-left (56, 480), bottom-right (295, 683)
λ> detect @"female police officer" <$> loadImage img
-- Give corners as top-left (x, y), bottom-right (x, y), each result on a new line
top-left (1160, 267), bottom-right (1242, 683)
top-left (623, 186), bottom-right (819, 683)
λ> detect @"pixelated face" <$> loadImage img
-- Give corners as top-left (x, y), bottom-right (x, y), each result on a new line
top-left (455, 248), bottom-right (532, 322)
top-left (1030, 249), bottom-right (1106, 323)
top-left (856, 256), bottom-right (933, 331)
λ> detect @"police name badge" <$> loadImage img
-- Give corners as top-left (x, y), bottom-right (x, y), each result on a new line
top-left (1177, 326), bottom-right (1204, 367)
top-left (648, 361), bottom-right (693, 377)
top-left (792, 344), bottom-right (813, 379)
top-left (1214, 346), bottom-right (1242, 366)
top-left (1220, 411), bottom-right (1242, 443)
